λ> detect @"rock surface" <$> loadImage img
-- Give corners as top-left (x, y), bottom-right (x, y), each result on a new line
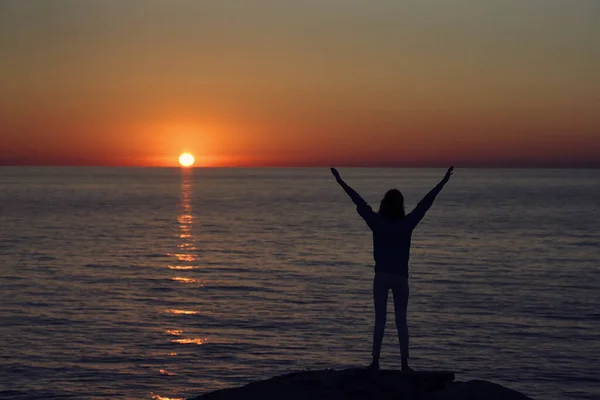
top-left (188, 368), bottom-right (534, 400)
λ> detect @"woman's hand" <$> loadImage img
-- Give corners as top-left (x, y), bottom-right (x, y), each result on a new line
top-left (331, 167), bottom-right (341, 181)
top-left (442, 166), bottom-right (454, 183)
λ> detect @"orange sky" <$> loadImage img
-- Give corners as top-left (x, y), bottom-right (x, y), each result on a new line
top-left (1, 1), bottom-right (599, 167)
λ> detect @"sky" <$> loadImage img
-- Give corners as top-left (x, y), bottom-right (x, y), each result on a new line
top-left (1, 0), bottom-right (599, 167)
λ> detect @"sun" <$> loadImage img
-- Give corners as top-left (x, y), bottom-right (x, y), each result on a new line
top-left (178, 153), bottom-right (195, 167)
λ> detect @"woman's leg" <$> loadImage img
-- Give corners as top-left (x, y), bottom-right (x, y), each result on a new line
top-left (372, 273), bottom-right (389, 366)
top-left (391, 276), bottom-right (410, 368)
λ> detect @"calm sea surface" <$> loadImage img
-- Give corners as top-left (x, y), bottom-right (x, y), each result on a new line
top-left (0, 168), bottom-right (598, 400)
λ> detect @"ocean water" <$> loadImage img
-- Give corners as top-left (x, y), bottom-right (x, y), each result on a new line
top-left (0, 167), bottom-right (598, 400)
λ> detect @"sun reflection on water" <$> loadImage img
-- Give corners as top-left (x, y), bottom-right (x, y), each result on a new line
top-left (172, 277), bottom-right (205, 285)
top-left (165, 309), bottom-right (198, 315)
top-left (177, 214), bottom-right (193, 224)
top-left (178, 243), bottom-right (196, 250)
top-left (171, 337), bottom-right (207, 345)
top-left (167, 265), bottom-right (197, 270)
top-left (171, 253), bottom-right (196, 262)
top-left (159, 369), bottom-right (176, 376)
top-left (150, 393), bottom-right (184, 400)
top-left (157, 170), bottom-right (209, 395)
top-left (174, 173), bottom-right (196, 264)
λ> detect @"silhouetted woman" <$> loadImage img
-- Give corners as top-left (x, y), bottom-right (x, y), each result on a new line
top-left (331, 167), bottom-right (454, 371)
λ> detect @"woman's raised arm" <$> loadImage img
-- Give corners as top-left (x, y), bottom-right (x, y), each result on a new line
top-left (407, 166), bottom-right (454, 227)
top-left (331, 167), bottom-right (378, 226)
top-left (331, 168), bottom-right (369, 208)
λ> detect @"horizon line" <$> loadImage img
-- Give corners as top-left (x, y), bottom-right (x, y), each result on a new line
top-left (1, 164), bottom-right (599, 169)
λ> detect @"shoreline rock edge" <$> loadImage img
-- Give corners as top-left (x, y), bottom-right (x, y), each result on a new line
top-left (188, 368), bottom-right (534, 400)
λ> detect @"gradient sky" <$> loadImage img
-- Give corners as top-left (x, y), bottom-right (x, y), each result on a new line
top-left (1, 0), bottom-right (599, 167)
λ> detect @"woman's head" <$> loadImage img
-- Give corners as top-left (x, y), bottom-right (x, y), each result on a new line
top-left (378, 189), bottom-right (405, 221)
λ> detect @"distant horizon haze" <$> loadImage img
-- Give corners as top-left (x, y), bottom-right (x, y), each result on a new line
top-left (1, 159), bottom-right (599, 169)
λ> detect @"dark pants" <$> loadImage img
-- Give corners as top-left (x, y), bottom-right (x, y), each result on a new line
top-left (372, 272), bottom-right (410, 359)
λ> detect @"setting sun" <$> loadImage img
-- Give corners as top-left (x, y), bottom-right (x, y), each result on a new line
top-left (178, 153), bottom-right (195, 167)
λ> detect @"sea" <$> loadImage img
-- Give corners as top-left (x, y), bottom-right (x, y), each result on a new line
top-left (0, 167), bottom-right (598, 400)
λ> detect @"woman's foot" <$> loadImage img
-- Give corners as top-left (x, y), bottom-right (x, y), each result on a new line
top-left (368, 357), bottom-right (380, 371)
top-left (401, 358), bottom-right (413, 372)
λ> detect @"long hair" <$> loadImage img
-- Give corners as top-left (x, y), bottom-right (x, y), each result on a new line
top-left (378, 189), bottom-right (405, 221)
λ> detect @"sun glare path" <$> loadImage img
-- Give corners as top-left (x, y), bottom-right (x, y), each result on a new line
top-left (151, 394), bottom-right (183, 400)
top-left (165, 309), bottom-right (198, 315)
top-left (172, 337), bottom-right (207, 345)
top-left (167, 265), bottom-right (197, 270)
top-left (178, 153), bottom-right (195, 167)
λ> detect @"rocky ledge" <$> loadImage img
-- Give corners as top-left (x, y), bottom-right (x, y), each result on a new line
top-left (188, 368), bottom-right (533, 400)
